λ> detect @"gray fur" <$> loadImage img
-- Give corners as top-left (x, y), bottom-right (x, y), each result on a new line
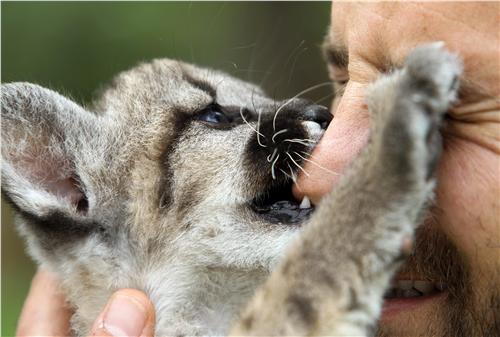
top-left (1, 44), bottom-right (461, 336)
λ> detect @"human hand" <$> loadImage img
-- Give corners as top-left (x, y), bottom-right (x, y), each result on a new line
top-left (17, 270), bottom-right (156, 337)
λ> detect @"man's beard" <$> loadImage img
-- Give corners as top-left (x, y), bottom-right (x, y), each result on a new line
top-left (375, 219), bottom-right (500, 337)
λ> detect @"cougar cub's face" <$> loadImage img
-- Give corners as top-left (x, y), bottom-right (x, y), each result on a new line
top-left (110, 60), bottom-right (331, 268)
top-left (2, 59), bottom-right (331, 333)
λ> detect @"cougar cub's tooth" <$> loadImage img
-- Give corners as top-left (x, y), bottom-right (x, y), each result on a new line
top-left (397, 280), bottom-right (413, 290)
top-left (299, 196), bottom-right (311, 209)
top-left (413, 281), bottom-right (434, 294)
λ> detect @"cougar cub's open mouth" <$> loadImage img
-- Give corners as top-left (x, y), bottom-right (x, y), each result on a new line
top-left (245, 105), bottom-right (331, 226)
top-left (250, 181), bottom-right (314, 225)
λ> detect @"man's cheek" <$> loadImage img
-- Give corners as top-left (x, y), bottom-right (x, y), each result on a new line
top-left (293, 82), bottom-right (371, 202)
top-left (436, 135), bottom-right (499, 271)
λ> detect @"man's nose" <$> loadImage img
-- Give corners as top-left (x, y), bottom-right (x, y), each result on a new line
top-left (292, 82), bottom-right (371, 203)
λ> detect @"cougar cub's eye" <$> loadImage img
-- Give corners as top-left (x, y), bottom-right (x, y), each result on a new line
top-left (196, 104), bottom-right (231, 124)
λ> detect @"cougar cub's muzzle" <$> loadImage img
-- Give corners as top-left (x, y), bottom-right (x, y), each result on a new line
top-left (246, 102), bottom-right (332, 226)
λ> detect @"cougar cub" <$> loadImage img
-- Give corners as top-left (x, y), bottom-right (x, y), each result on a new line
top-left (1, 44), bottom-right (460, 336)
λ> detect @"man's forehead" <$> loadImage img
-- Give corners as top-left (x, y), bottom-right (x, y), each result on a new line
top-left (328, 2), bottom-right (499, 101)
top-left (330, 3), bottom-right (499, 46)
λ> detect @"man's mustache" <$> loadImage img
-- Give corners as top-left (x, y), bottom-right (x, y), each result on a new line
top-left (395, 215), bottom-right (468, 295)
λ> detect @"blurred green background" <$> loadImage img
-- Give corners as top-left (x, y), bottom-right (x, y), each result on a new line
top-left (1, 1), bottom-right (331, 335)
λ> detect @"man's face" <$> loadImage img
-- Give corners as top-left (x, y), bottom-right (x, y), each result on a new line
top-left (294, 3), bottom-right (499, 336)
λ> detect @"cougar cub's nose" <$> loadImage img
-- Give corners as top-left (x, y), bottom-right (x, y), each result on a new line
top-left (303, 105), bottom-right (332, 129)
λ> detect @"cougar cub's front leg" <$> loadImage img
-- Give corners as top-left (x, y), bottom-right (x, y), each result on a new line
top-left (231, 44), bottom-right (461, 336)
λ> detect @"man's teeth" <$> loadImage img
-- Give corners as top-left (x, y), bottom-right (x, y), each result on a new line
top-left (402, 289), bottom-right (421, 297)
top-left (398, 280), bottom-right (413, 290)
top-left (413, 280), bottom-right (435, 293)
top-left (384, 280), bottom-right (447, 299)
top-left (299, 196), bottom-right (311, 209)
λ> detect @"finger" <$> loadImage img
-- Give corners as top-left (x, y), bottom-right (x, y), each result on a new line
top-left (90, 289), bottom-right (155, 337)
top-left (17, 269), bottom-right (73, 337)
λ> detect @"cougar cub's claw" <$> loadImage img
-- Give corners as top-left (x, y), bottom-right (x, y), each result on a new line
top-left (405, 43), bottom-right (462, 108)
top-left (403, 42), bottom-right (462, 179)
top-left (402, 43), bottom-right (462, 178)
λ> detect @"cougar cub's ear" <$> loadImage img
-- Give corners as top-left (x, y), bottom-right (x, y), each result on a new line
top-left (1, 83), bottom-right (99, 242)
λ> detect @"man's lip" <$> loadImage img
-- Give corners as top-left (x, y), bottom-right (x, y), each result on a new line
top-left (381, 291), bottom-right (446, 321)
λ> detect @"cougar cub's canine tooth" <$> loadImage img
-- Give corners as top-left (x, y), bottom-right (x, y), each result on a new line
top-left (299, 196), bottom-right (311, 209)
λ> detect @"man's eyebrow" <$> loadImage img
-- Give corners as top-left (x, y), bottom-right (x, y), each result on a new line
top-left (322, 38), bottom-right (349, 68)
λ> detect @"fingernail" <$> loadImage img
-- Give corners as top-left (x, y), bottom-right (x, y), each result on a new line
top-left (101, 295), bottom-right (148, 336)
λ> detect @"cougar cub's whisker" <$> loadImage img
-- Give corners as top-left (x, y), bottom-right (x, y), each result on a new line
top-left (279, 168), bottom-right (293, 180)
top-left (293, 151), bottom-right (341, 176)
top-left (287, 162), bottom-right (297, 182)
top-left (314, 92), bottom-right (335, 105)
top-left (256, 108), bottom-right (266, 148)
top-left (272, 81), bottom-right (332, 131)
top-left (284, 138), bottom-right (316, 143)
top-left (250, 87), bottom-right (267, 149)
top-left (284, 161), bottom-right (301, 187)
top-left (286, 151), bottom-right (310, 177)
top-left (283, 138), bottom-right (317, 147)
top-left (271, 128), bottom-right (288, 143)
top-left (285, 163), bottom-right (304, 192)
top-left (266, 148), bottom-right (278, 163)
top-left (271, 154), bottom-right (280, 180)
top-left (239, 106), bottom-right (267, 148)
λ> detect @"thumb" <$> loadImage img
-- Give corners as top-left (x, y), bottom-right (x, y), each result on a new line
top-left (90, 289), bottom-right (155, 337)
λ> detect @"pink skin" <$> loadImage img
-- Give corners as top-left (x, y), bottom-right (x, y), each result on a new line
top-left (293, 2), bottom-right (499, 335)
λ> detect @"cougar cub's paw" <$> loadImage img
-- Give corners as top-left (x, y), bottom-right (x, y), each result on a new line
top-left (405, 42), bottom-right (461, 107)
top-left (367, 43), bottom-right (462, 183)
top-left (403, 43), bottom-right (462, 177)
